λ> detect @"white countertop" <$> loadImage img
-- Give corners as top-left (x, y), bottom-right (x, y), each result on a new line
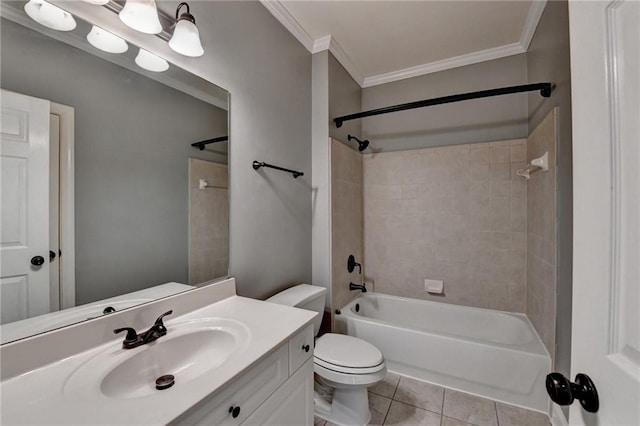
top-left (0, 295), bottom-right (316, 425)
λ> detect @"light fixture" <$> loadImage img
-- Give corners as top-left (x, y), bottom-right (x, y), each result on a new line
top-left (119, 0), bottom-right (162, 34)
top-left (24, 0), bottom-right (77, 31)
top-left (135, 48), bottom-right (169, 72)
top-left (168, 2), bottom-right (204, 57)
top-left (81, 0), bottom-right (109, 5)
top-left (86, 25), bottom-right (128, 54)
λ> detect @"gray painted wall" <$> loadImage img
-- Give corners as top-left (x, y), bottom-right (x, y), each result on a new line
top-left (52, 1), bottom-right (313, 301)
top-left (329, 53), bottom-right (362, 146)
top-left (361, 54), bottom-right (528, 152)
top-left (313, 51), bottom-right (364, 308)
top-left (311, 51), bottom-right (331, 307)
top-left (527, 0), bottom-right (573, 419)
top-left (1, 19), bottom-right (227, 305)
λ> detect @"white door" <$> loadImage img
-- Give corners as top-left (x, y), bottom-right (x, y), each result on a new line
top-left (49, 113), bottom-right (60, 312)
top-left (0, 89), bottom-right (51, 324)
top-left (568, 1), bottom-right (640, 425)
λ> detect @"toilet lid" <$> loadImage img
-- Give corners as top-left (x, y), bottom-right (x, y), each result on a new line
top-left (314, 334), bottom-right (384, 369)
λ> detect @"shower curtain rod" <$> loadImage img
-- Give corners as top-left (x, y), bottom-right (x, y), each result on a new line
top-left (191, 135), bottom-right (229, 150)
top-left (333, 82), bottom-right (554, 128)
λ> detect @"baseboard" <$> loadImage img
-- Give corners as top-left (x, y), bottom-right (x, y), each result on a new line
top-left (550, 405), bottom-right (569, 426)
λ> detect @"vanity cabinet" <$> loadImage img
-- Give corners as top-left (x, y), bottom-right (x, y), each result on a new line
top-left (173, 325), bottom-right (314, 426)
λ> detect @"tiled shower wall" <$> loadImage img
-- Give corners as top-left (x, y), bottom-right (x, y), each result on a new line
top-left (362, 140), bottom-right (528, 312)
top-left (189, 159), bottom-right (229, 285)
top-left (526, 109), bottom-right (558, 358)
top-left (331, 139), bottom-right (364, 324)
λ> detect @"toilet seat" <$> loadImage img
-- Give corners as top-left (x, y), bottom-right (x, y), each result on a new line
top-left (313, 334), bottom-right (386, 385)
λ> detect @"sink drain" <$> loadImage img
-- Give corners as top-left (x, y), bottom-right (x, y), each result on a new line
top-left (155, 374), bottom-right (175, 390)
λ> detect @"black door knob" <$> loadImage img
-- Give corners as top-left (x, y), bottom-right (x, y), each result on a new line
top-left (31, 256), bottom-right (45, 266)
top-left (546, 372), bottom-right (599, 413)
top-left (49, 250), bottom-right (56, 262)
top-left (228, 406), bottom-right (241, 418)
top-left (302, 344), bottom-right (310, 352)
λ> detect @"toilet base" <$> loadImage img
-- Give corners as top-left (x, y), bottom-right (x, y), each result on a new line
top-left (313, 386), bottom-right (371, 426)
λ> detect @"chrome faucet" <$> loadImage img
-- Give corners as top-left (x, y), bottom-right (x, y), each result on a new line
top-left (349, 282), bottom-right (367, 293)
top-left (114, 310), bottom-right (172, 349)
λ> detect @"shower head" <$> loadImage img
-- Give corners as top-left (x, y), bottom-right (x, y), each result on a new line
top-left (347, 134), bottom-right (370, 152)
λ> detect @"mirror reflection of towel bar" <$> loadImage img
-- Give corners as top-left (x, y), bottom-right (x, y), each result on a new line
top-left (516, 151), bottom-right (549, 180)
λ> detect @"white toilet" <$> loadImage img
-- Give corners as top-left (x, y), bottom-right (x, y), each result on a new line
top-left (266, 284), bottom-right (386, 426)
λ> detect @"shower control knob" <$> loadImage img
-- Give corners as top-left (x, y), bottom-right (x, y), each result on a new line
top-left (31, 255), bottom-right (45, 266)
top-left (546, 372), bottom-right (599, 413)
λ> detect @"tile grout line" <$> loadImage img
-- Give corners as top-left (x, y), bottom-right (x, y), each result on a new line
top-left (440, 388), bottom-right (446, 426)
top-left (380, 376), bottom-right (400, 426)
top-left (391, 376), bottom-right (400, 400)
top-left (388, 398), bottom-right (444, 417)
top-left (494, 401), bottom-right (500, 426)
top-left (380, 398), bottom-right (391, 426)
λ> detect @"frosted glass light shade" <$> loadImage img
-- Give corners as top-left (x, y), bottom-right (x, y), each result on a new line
top-left (24, 0), bottom-right (77, 31)
top-left (135, 49), bottom-right (169, 72)
top-left (81, 0), bottom-right (109, 5)
top-left (168, 19), bottom-right (203, 57)
top-left (119, 0), bottom-right (162, 34)
top-left (87, 26), bottom-right (128, 54)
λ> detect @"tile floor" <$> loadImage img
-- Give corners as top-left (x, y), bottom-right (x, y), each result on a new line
top-left (314, 373), bottom-right (551, 426)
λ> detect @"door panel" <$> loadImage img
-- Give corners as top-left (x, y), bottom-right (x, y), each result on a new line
top-left (0, 89), bottom-right (51, 323)
top-left (49, 114), bottom-right (60, 312)
top-left (568, 1), bottom-right (640, 425)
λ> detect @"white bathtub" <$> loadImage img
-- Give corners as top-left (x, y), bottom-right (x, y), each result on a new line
top-left (335, 293), bottom-right (551, 413)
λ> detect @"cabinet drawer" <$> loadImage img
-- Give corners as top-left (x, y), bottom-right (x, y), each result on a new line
top-left (288, 325), bottom-right (314, 375)
top-left (173, 344), bottom-right (288, 426)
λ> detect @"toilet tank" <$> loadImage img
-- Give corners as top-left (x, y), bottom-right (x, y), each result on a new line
top-left (266, 284), bottom-right (326, 336)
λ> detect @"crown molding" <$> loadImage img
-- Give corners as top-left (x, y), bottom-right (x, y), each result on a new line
top-left (362, 42), bottom-right (526, 87)
top-left (260, 0), bottom-right (547, 88)
top-left (259, 0), bottom-right (314, 52)
top-left (312, 35), bottom-right (331, 54)
top-left (520, 0), bottom-right (547, 50)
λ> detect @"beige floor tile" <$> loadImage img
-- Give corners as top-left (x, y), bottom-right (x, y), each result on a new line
top-left (369, 392), bottom-right (393, 425)
top-left (443, 389), bottom-right (498, 426)
top-left (442, 416), bottom-right (476, 426)
top-left (495, 403), bottom-right (550, 426)
top-left (370, 372), bottom-right (401, 398)
top-left (383, 401), bottom-right (441, 426)
top-left (393, 376), bottom-right (445, 414)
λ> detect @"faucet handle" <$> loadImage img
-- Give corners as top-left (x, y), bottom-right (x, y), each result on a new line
top-left (153, 310), bottom-right (173, 332)
top-left (114, 327), bottom-right (139, 344)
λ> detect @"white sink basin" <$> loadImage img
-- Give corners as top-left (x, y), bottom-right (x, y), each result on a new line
top-left (64, 318), bottom-right (250, 400)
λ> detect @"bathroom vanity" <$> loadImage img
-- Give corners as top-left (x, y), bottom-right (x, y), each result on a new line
top-left (0, 278), bottom-right (317, 425)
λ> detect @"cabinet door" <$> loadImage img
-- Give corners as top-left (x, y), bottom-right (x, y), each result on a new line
top-left (172, 345), bottom-right (288, 425)
top-left (242, 358), bottom-right (314, 426)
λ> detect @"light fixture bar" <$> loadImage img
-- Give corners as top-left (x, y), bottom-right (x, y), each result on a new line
top-left (102, 0), bottom-right (172, 41)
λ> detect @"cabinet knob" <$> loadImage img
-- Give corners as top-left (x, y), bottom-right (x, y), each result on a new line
top-left (546, 372), bottom-right (599, 413)
top-left (229, 406), bottom-right (241, 418)
top-left (302, 344), bottom-right (310, 352)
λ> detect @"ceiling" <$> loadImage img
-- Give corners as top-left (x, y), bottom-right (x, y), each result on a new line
top-left (261, 1), bottom-right (546, 88)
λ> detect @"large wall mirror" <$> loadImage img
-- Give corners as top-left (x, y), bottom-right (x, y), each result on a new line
top-left (0, 1), bottom-right (229, 344)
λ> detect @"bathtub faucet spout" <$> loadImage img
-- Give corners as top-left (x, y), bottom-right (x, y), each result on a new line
top-left (349, 282), bottom-right (367, 293)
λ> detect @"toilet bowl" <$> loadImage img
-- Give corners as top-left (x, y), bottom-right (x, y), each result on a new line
top-left (266, 284), bottom-right (386, 426)
top-left (313, 333), bottom-right (387, 425)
